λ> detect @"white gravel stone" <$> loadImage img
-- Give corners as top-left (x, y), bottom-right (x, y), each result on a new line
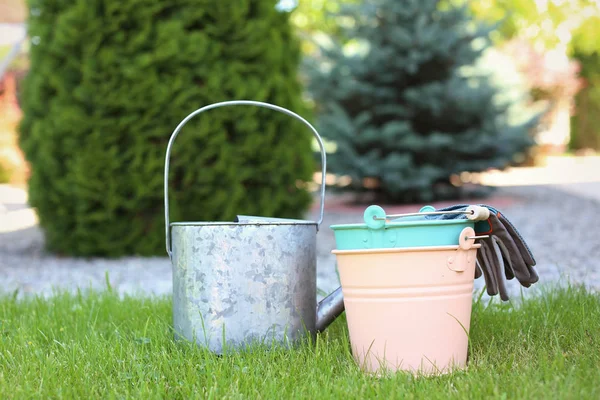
top-left (1, 183), bottom-right (599, 304)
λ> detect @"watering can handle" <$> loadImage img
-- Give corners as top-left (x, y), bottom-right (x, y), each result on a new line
top-left (164, 100), bottom-right (328, 257)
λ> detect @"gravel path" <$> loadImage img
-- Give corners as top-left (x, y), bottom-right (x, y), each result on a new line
top-left (1, 183), bottom-right (599, 302)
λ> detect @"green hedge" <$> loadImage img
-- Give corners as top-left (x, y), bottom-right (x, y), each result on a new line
top-left (18, 0), bottom-right (315, 257)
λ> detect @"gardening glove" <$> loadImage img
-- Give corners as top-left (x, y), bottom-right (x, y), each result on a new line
top-left (476, 235), bottom-right (511, 301)
top-left (484, 211), bottom-right (539, 287)
top-left (474, 260), bottom-right (483, 279)
top-left (425, 204), bottom-right (538, 300)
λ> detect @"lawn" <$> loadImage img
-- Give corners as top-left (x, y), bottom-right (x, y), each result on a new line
top-left (1, 284), bottom-right (599, 399)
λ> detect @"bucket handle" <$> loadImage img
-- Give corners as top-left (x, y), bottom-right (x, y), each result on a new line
top-left (164, 100), bottom-right (327, 257)
top-left (363, 205), bottom-right (490, 230)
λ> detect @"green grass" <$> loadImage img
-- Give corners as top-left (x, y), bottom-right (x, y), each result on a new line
top-left (1, 284), bottom-right (599, 399)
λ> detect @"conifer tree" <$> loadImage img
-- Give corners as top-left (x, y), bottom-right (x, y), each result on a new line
top-left (306, 0), bottom-right (538, 202)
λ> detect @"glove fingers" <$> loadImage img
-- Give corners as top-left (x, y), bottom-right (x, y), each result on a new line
top-left (500, 242), bottom-right (531, 286)
top-left (496, 212), bottom-right (540, 287)
top-left (490, 238), bottom-right (510, 301)
top-left (488, 215), bottom-right (534, 286)
top-left (482, 241), bottom-right (503, 298)
top-left (495, 213), bottom-right (539, 284)
top-left (525, 265), bottom-right (539, 285)
top-left (503, 259), bottom-right (515, 281)
top-left (476, 246), bottom-right (494, 295)
top-left (497, 213), bottom-right (536, 266)
top-left (477, 242), bottom-right (498, 296)
top-left (492, 236), bottom-right (516, 281)
top-left (474, 261), bottom-right (483, 279)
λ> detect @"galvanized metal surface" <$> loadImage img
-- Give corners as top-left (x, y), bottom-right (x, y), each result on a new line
top-left (315, 286), bottom-right (345, 332)
top-left (164, 100), bottom-right (345, 353)
top-left (171, 223), bottom-right (318, 352)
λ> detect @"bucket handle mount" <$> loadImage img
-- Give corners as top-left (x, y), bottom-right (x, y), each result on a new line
top-left (164, 100), bottom-right (327, 257)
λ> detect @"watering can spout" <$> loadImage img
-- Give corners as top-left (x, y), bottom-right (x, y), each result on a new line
top-left (315, 286), bottom-right (345, 332)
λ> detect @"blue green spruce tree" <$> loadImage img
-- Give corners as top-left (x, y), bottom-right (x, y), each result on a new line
top-left (18, 0), bottom-right (314, 257)
top-left (306, 0), bottom-right (539, 202)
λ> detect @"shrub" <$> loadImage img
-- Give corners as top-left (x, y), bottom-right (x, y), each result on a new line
top-left (570, 50), bottom-right (600, 151)
top-left (305, 0), bottom-right (539, 203)
top-left (18, 0), bottom-right (315, 257)
top-left (570, 16), bottom-right (600, 152)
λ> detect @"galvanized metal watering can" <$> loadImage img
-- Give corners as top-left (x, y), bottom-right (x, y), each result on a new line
top-left (164, 100), bottom-right (345, 353)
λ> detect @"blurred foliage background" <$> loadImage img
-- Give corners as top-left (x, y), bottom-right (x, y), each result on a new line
top-left (14, 0), bottom-right (315, 257)
top-left (1, 0), bottom-right (600, 256)
top-left (303, 0), bottom-right (540, 202)
top-left (290, 0), bottom-right (600, 156)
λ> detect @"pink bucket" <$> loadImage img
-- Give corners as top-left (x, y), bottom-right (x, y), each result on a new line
top-left (332, 227), bottom-right (480, 376)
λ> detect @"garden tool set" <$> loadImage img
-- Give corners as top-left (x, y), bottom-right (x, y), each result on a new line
top-left (164, 100), bottom-right (539, 376)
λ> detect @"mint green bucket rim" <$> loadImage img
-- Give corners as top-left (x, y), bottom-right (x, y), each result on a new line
top-left (330, 204), bottom-right (489, 230)
top-left (329, 204), bottom-right (490, 250)
top-left (330, 217), bottom-right (474, 231)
